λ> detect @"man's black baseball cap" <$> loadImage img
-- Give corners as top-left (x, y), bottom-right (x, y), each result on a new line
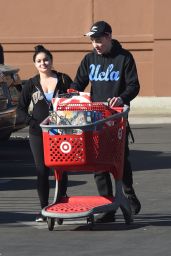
top-left (84, 21), bottom-right (112, 37)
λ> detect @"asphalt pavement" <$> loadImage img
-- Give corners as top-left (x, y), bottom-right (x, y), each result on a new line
top-left (0, 122), bottom-right (171, 256)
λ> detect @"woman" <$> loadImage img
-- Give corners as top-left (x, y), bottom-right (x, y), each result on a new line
top-left (17, 45), bottom-right (73, 221)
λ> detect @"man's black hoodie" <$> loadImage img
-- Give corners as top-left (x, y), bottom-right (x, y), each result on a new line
top-left (71, 39), bottom-right (140, 105)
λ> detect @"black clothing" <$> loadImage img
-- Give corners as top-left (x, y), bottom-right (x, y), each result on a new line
top-left (71, 39), bottom-right (140, 105)
top-left (29, 134), bottom-right (68, 208)
top-left (71, 39), bottom-right (140, 194)
top-left (17, 71), bottom-right (72, 135)
top-left (94, 126), bottom-right (133, 196)
top-left (17, 70), bottom-right (72, 209)
top-left (29, 134), bottom-right (50, 208)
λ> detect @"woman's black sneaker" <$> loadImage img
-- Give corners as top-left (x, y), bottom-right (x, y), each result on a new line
top-left (35, 212), bottom-right (47, 222)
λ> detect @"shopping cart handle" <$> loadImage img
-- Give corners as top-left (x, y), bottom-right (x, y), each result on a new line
top-left (40, 105), bottom-right (130, 131)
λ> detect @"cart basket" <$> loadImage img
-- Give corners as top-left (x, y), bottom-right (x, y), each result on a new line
top-left (40, 103), bottom-right (129, 179)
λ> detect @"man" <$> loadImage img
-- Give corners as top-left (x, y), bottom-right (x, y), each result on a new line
top-left (71, 21), bottom-right (141, 223)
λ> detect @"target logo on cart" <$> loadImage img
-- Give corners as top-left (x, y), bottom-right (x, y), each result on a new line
top-left (60, 141), bottom-right (72, 153)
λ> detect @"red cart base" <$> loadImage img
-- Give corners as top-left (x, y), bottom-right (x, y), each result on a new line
top-left (44, 195), bottom-right (114, 215)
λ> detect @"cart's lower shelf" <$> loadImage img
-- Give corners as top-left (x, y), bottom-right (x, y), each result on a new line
top-left (45, 196), bottom-right (114, 214)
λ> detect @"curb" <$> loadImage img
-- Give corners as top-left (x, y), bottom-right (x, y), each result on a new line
top-left (129, 97), bottom-right (171, 124)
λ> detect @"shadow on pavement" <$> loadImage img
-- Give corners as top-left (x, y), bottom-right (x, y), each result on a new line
top-left (130, 150), bottom-right (171, 171)
top-left (73, 213), bottom-right (171, 231)
top-left (0, 138), bottom-right (170, 177)
top-left (135, 214), bottom-right (171, 226)
top-left (0, 212), bottom-right (171, 229)
top-left (0, 178), bottom-right (87, 191)
top-left (0, 211), bottom-right (35, 223)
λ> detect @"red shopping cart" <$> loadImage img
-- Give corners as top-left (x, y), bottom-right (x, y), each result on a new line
top-left (40, 102), bottom-right (133, 230)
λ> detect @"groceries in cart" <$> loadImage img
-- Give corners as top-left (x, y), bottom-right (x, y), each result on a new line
top-left (48, 90), bottom-right (103, 134)
top-left (49, 110), bottom-right (92, 134)
top-left (52, 89), bottom-right (91, 108)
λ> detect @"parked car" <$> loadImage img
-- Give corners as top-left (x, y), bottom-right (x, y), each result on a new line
top-left (0, 64), bottom-right (24, 141)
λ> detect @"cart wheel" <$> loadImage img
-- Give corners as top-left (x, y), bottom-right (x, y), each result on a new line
top-left (47, 217), bottom-right (55, 231)
top-left (121, 207), bottom-right (133, 225)
top-left (57, 218), bottom-right (63, 225)
top-left (87, 215), bottom-right (94, 230)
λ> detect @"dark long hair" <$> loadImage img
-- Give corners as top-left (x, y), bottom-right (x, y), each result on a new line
top-left (33, 45), bottom-right (53, 62)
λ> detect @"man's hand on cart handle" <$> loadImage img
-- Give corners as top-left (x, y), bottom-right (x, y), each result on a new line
top-left (107, 97), bottom-right (123, 107)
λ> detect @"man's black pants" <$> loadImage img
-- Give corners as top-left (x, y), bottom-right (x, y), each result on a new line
top-left (94, 127), bottom-right (133, 196)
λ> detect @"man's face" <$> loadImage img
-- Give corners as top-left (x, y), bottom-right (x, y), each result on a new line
top-left (91, 34), bottom-right (112, 55)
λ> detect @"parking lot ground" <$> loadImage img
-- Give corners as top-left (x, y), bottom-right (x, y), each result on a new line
top-left (0, 124), bottom-right (171, 256)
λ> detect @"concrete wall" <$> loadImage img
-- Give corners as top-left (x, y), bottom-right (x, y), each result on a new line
top-left (0, 0), bottom-right (171, 96)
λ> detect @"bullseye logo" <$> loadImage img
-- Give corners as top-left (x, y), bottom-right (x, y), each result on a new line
top-left (60, 141), bottom-right (72, 153)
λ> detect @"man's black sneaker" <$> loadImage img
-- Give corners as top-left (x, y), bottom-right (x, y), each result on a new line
top-left (95, 211), bottom-right (116, 223)
top-left (35, 212), bottom-right (47, 222)
top-left (124, 189), bottom-right (141, 215)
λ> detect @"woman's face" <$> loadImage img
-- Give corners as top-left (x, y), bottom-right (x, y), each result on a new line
top-left (34, 52), bottom-right (52, 73)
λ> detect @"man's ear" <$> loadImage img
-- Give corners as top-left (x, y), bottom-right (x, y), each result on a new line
top-left (107, 33), bottom-right (112, 40)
